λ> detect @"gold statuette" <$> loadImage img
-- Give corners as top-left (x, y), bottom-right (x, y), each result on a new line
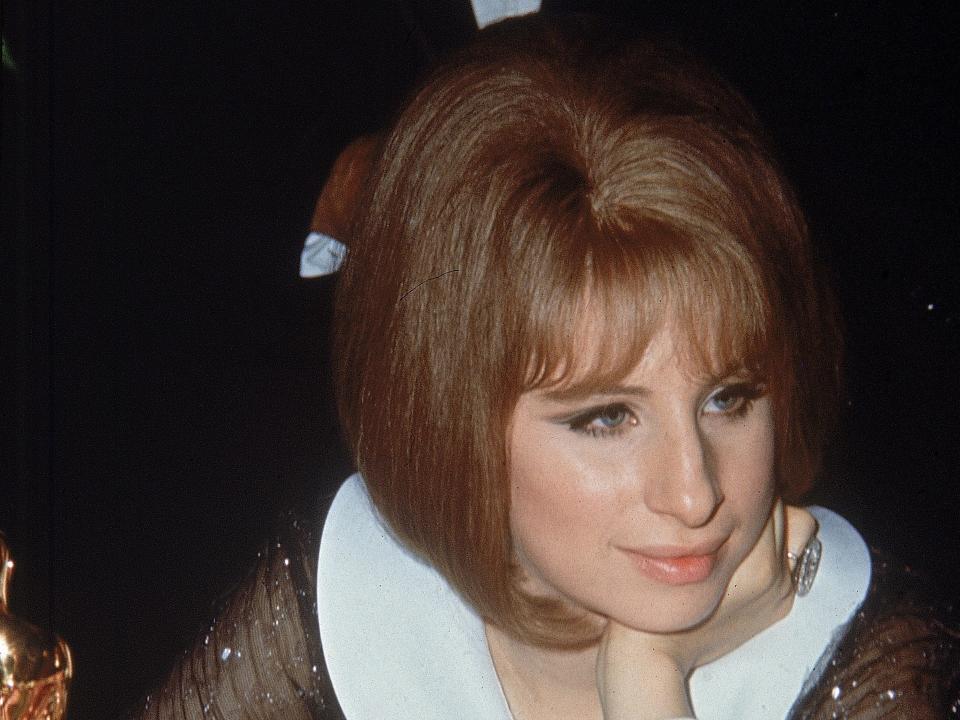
top-left (0, 534), bottom-right (73, 720)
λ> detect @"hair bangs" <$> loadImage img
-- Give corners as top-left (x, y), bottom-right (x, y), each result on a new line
top-left (521, 219), bottom-right (775, 398)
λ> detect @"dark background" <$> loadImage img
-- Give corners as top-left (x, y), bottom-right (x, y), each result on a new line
top-left (3, 2), bottom-right (958, 717)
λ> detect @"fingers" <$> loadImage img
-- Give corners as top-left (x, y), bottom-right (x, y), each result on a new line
top-left (784, 506), bottom-right (818, 571)
top-left (772, 497), bottom-right (785, 555)
top-left (723, 498), bottom-right (784, 600)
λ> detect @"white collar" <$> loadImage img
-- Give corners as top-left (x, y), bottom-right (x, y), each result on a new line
top-left (317, 475), bottom-right (512, 719)
top-left (317, 475), bottom-right (871, 719)
top-left (687, 506), bottom-right (871, 718)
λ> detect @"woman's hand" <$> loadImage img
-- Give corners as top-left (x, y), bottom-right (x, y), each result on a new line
top-left (596, 502), bottom-right (817, 719)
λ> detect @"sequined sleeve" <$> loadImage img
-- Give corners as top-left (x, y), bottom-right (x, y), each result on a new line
top-left (789, 552), bottom-right (960, 719)
top-left (129, 511), bottom-right (345, 720)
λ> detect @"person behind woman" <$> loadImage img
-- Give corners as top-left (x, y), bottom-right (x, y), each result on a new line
top-left (134, 15), bottom-right (959, 720)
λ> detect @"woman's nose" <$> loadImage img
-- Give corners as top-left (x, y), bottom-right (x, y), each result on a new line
top-left (643, 424), bottom-right (723, 528)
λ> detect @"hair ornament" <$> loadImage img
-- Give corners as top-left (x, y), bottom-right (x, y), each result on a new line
top-left (300, 232), bottom-right (347, 278)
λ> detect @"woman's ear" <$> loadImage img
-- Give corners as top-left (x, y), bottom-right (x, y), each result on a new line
top-left (310, 133), bottom-right (380, 244)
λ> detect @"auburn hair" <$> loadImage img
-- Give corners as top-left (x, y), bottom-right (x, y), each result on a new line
top-left (333, 15), bottom-right (841, 648)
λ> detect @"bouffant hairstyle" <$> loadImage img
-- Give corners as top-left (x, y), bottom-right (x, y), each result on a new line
top-left (333, 16), bottom-right (840, 648)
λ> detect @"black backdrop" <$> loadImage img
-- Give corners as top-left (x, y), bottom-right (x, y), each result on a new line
top-left (3, 2), bottom-right (959, 717)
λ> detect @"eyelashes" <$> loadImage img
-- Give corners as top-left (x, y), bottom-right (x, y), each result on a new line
top-left (703, 382), bottom-right (766, 417)
top-left (561, 382), bottom-right (766, 440)
top-left (565, 403), bottom-right (637, 438)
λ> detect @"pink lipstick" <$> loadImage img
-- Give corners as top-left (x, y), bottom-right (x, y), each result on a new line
top-left (620, 543), bottom-right (722, 585)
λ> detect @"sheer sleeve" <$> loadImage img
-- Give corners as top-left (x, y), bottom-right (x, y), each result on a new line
top-left (129, 511), bottom-right (345, 720)
top-left (789, 551), bottom-right (960, 719)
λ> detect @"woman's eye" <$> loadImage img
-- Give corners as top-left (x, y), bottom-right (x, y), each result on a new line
top-left (704, 383), bottom-right (764, 417)
top-left (566, 404), bottom-right (636, 438)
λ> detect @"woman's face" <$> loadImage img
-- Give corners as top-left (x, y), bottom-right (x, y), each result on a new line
top-left (507, 323), bottom-right (776, 633)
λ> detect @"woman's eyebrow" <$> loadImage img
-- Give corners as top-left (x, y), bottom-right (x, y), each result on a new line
top-left (537, 369), bottom-right (756, 404)
top-left (540, 384), bottom-right (652, 403)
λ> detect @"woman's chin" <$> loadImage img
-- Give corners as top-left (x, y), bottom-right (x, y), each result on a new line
top-left (605, 585), bottom-right (726, 635)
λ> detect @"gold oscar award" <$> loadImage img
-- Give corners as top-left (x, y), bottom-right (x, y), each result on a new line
top-left (0, 534), bottom-right (73, 720)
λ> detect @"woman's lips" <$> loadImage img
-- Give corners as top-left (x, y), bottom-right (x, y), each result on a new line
top-left (621, 544), bottom-right (722, 585)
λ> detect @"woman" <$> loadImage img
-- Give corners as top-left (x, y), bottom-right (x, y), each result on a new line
top-left (135, 15), bottom-right (959, 720)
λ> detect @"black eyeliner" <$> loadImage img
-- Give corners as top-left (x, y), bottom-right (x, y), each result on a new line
top-left (554, 404), bottom-right (621, 428)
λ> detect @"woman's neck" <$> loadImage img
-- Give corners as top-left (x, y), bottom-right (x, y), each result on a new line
top-left (485, 622), bottom-right (604, 720)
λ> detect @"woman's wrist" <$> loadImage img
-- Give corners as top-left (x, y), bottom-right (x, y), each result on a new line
top-left (598, 646), bottom-right (693, 720)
